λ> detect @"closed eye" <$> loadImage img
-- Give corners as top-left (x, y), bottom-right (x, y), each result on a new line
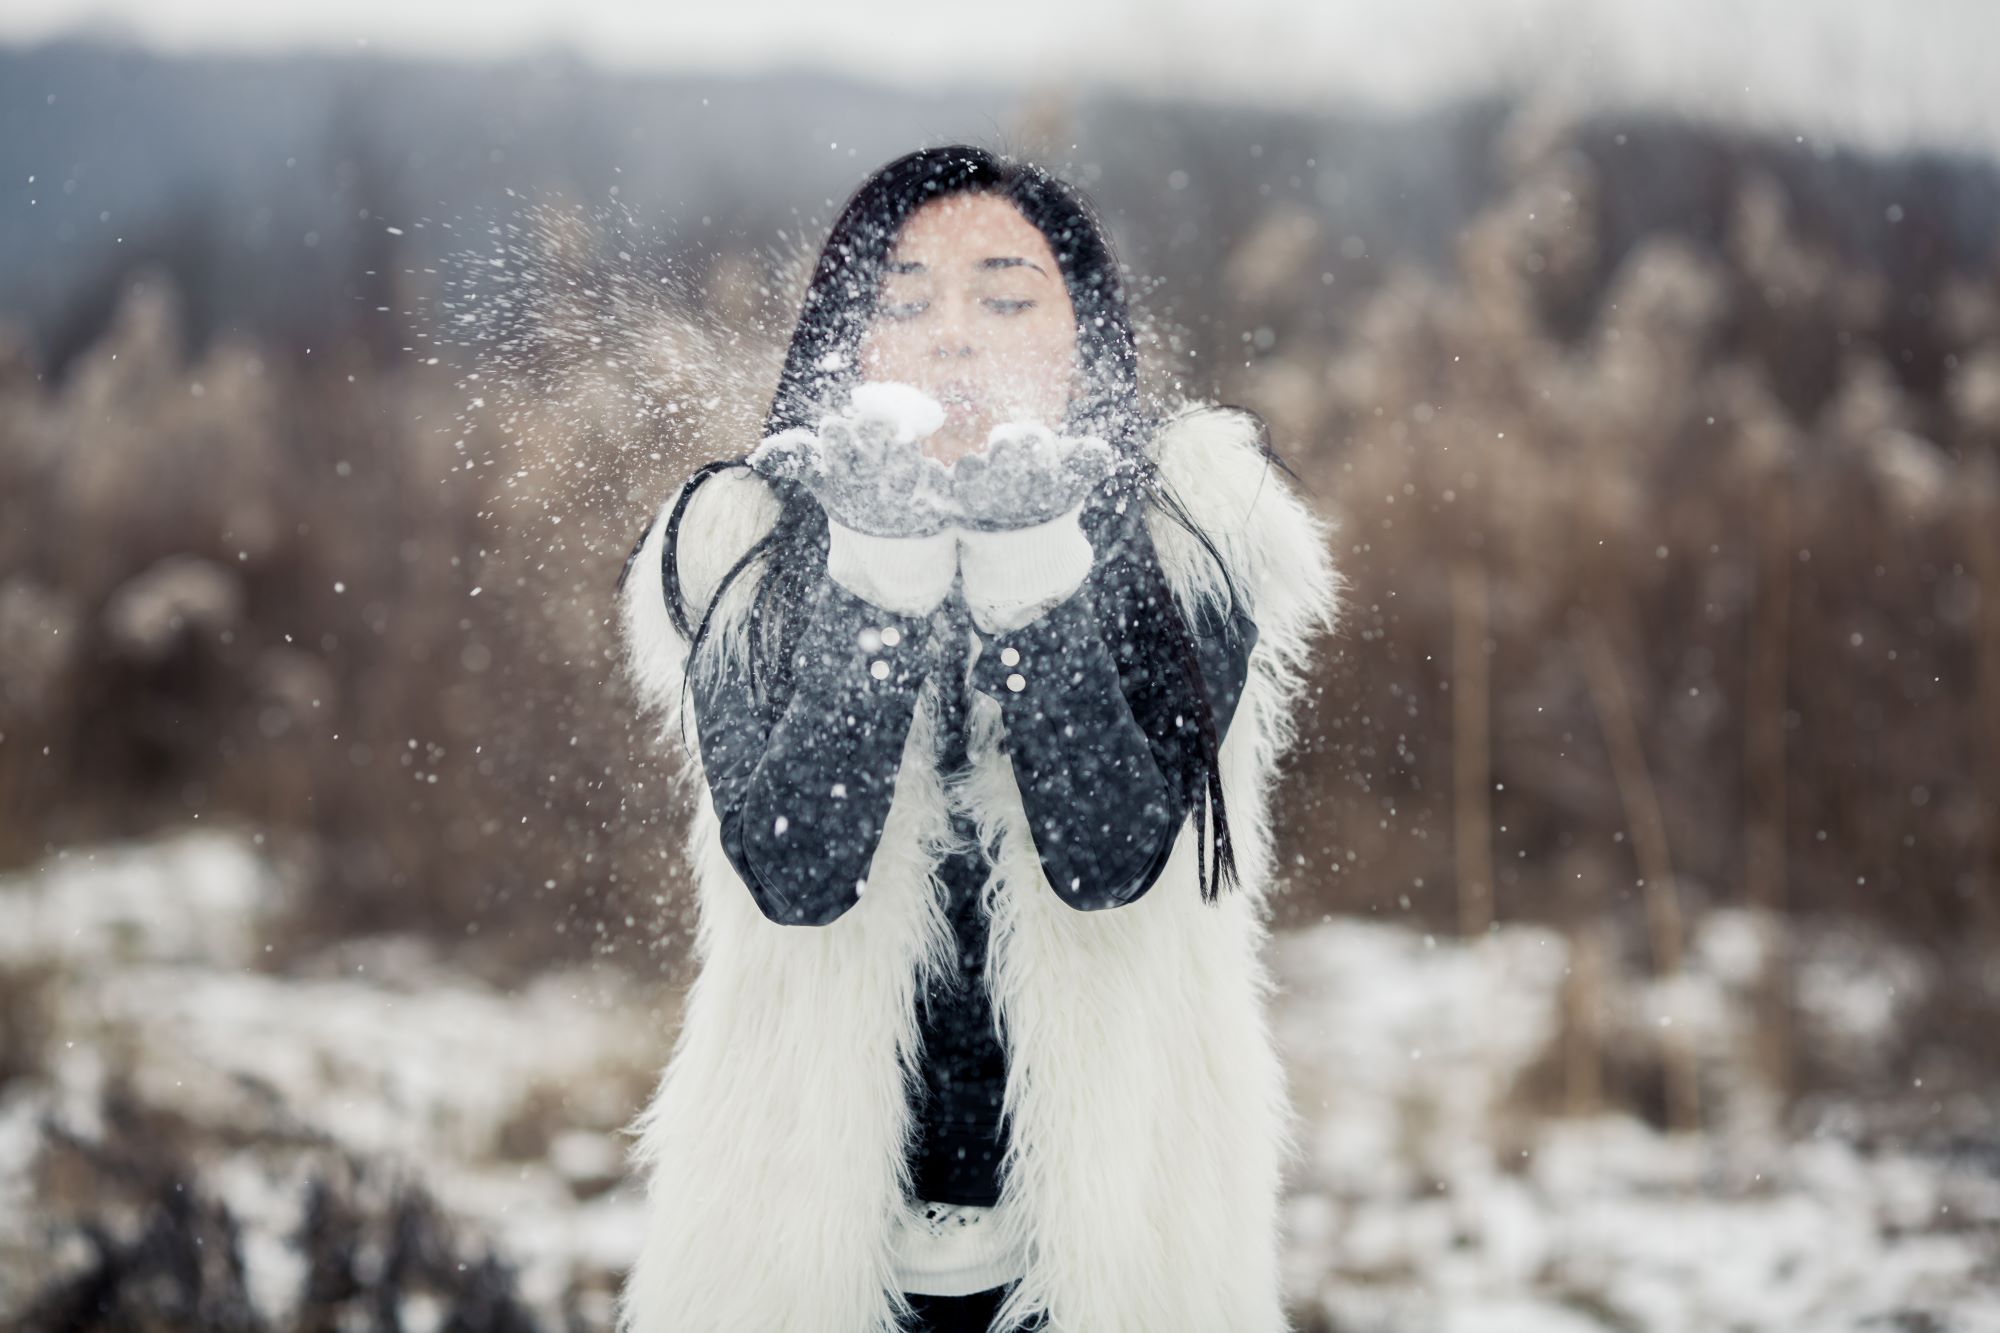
top-left (984, 298), bottom-right (1036, 314)
top-left (880, 300), bottom-right (929, 320)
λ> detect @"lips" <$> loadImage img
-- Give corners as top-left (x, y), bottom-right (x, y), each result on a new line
top-left (935, 381), bottom-right (982, 415)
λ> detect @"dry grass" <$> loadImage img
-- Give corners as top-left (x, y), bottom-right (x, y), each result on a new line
top-left (16, 1076), bottom-right (551, 1333)
top-left (0, 103), bottom-right (1995, 1045)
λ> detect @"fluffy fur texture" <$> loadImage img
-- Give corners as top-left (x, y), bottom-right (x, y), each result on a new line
top-left (613, 404), bottom-right (1343, 1333)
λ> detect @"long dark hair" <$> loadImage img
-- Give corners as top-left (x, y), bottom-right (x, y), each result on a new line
top-left (633, 144), bottom-right (1267, 902)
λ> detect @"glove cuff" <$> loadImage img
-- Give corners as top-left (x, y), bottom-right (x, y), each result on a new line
top-left (957, 504), bottom-right (1094, 634)
top-left (826, 520), bottom-right (958, 617)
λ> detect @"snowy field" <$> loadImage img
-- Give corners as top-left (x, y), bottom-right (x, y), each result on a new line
top-left (1, 829), bottom-right (1995, 1330)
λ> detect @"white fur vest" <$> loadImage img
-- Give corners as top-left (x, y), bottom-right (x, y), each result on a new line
top-left (613, 404), bottom-right (1343, 1333)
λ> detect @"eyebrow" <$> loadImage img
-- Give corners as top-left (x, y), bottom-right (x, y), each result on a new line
top-left (884, 257), bottom-right (1050, 277)
top-left (980, 256), bottom-right (1049, 277)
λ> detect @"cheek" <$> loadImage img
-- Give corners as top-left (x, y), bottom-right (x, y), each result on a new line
top-left (980, 306), bottom-right (1061, 365)
top-left (992, 318), bottom-right (1079, 403)
top-left (857, 324), bottom-right (922, 379)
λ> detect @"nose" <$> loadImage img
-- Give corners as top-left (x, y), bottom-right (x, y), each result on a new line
top-left (929, 297), bottom-right (977, 359)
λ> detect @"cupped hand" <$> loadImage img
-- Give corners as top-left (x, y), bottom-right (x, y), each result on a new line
top-left (748, 384), bottom-right (1122, 538)
top-left (949, 422), bottom-right (1119, 532)
top-left (747, 384), bottom-right (958, 538)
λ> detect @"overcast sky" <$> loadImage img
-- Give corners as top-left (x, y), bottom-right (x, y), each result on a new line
top-left (6, 0), bottom-right (1997, 158)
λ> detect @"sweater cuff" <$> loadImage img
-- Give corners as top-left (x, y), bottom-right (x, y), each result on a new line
top-left (956, 505), bottom-right (1094, 635)
top-left (826, 520), bottom-right (958, 617)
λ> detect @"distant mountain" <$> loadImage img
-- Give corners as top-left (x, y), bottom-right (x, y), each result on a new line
top-left (3, 40), bottom-right (1997, 372)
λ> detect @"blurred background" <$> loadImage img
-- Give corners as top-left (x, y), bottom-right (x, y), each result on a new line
top-left (3, 2), bottom-right (1999, 1329)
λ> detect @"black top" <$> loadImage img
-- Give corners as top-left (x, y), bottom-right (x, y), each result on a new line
top-left (683, 546), bottom-right (1256, 1207)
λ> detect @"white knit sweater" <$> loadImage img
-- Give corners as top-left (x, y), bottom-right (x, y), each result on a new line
top-left (890, 1199), bottom-right (1028, 1297)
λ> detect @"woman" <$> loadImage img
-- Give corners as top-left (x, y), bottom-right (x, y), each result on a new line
top-left (613, 145), bottom-right (1341, 1333)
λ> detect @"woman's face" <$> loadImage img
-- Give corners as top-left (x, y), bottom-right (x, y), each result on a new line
top-left (856, 192), bottom-right (1080, 464)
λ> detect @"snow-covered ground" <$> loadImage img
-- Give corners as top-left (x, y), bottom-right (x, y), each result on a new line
top-left (1, 829), bottom-right (1995, 1329)
top-left (1274, 921), bottom-right (2000, 1332)
top-left (0, 832), bottom-right (663, 1326)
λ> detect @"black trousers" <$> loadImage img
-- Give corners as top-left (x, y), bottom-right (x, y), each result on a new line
top-left (899, 1284), bottom-right (1048, 1332)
